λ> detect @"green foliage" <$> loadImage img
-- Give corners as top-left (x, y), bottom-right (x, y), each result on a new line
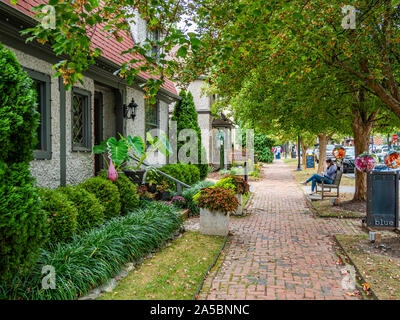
top-left (171, 91), bottom-right (208, 179)
top-left (146, 163), bottom-right (201, 191)
top-left (0, 42), bottom-right (39, 164)
top-left (80, 177), bottom-right (121, 219)
top-left (254, 134), bottom-right (275, 163)
top-left (0, 162), bottom-right (47, 284)
top-left (38, 188), bottom-right (78, 244)
top-left (0, 43), bottom-right (47, 285)
top-left (0, 202), bottom-right (182, 300)
top-left (214, 177), bottom-right (236, 191)
top-left (196, 187), bottom-right (239, 214)
top-left (58, 185), bottom-right (105, 232)
top-left (93, 133), bottom-right (171, 170)
top-left (181, 180), bottom-right (216, 216)
top-left (98, 172), bottom-right (140, 214)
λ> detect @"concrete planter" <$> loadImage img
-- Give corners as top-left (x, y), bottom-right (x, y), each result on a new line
top-left (200, 208), bottom-right (230, 236)
top-left (234, 194), bottom-right (244, 216)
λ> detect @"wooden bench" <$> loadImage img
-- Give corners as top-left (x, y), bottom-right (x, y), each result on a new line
top-left (315, 170), bottom-right (343, 200)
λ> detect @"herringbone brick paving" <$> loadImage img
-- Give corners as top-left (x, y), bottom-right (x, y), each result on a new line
top-left (197, 160), bottom-right (362, 300)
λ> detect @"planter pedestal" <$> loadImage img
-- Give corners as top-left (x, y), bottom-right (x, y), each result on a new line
top-left (200, 208), bottom-right (230, 236)
top-left (234, 194), bottom-right (243, 216)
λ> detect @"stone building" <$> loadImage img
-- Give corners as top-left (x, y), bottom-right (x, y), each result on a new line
top-left (0, 0), bottom-right (179, 188)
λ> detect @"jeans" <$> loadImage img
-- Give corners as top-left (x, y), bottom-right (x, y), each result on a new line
top-left (306, 174), bottom-right (333, 191)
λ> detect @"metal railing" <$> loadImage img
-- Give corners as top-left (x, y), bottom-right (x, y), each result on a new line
top-left (128, 156), bottom-right (191, 195)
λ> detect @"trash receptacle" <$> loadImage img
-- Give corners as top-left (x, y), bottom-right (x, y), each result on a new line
top-left (367, 171), bottom-right (399, 229)
top-left (291, 151), bottom-right (297, 159)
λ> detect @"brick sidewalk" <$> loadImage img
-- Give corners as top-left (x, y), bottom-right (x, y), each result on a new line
top-left (198, 160), bottom-right (361, 300)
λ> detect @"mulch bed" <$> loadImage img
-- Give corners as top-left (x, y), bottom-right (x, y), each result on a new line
top-left (336, 234), bottom-right (400, 300)
top-left (313, 193), bottom-right (366, 219)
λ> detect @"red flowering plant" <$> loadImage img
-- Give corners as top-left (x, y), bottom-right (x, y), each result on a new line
top-left (227, 175), bottom-right (250, 195)
top-left (195, 187), bottom-right (239, 215)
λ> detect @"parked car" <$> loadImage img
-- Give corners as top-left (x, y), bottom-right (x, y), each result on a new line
top-left (325, 145), bottom-right (336, 160)
top-left (342, 146), bottom-right (355, 173)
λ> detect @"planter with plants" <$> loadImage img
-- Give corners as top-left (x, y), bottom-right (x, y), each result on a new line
top-left (93, 132), bottom-right (171, 185)
top-left (156, 181), bottom-right (171, 201)
top-left (194, 187), bottom-right (239, 236)
top-left (228, 175), bottom-right (250, 215)
top-left (214, 175), bottom-right (250, 215)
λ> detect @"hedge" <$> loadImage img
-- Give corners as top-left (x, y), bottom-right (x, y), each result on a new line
top-left (98, 172), bottom-right (140, 214)
top-left (80, 177), bottom-right (121, 219)
top-left (0, 163), bottom-right (47, 284)
top-left (38, 188), bottom-right (78, 244)
top-left (0, 202), bottom-right (182, 300)
top-left (59, 185), bottom-right (105, 232)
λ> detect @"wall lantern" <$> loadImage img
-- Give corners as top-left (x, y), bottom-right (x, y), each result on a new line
top-left (123, 98), bottom-right (138, 122)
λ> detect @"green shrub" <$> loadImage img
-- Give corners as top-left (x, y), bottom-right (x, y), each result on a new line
top-left (0, 202), bottom-right (182, 300)
top-left (0, 162), bottom-right (47, 284)
top-left (80, 177), bottom-right (121, 219)
top-left (188, 164), bottom-right (200, 184)
top-left (214, 177), bottom-right (237, 191)
top-left (98, 172), bottom-right (140, 214)
top-left (59, 185), bottom-right (105, 232)
top-left (160, 164), bottom-right (185, 191)
top-left (181, 180), bottom-right (215, 216)
top-left (171, 91), bottom-right (208, 179)
top-left (38, 188), bottom-right (78, 244)
top-left (0, 43), bottom-right (47, 285)
top-left (146, 164), bottom-right (201, 190)
top-left (177, 163), bottom-right (191, 185)
top-left (0, 43), bottom-right (39, 164)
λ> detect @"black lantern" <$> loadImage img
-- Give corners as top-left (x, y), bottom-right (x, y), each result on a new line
top-left (123, 98), bottom-right (138, 122)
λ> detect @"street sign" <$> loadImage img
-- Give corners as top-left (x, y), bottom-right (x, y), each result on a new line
top-left (305, 155), bottom-right (315, 169)
top-left (393, 134), bottom-right (398, 142)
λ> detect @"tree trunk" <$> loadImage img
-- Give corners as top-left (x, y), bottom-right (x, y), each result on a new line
top-left (317, 133), bottom-right (327, 174)
top-left (300, 141), bottom-right (308, 168)
top-left (352, 111), bottom-right (373, 202)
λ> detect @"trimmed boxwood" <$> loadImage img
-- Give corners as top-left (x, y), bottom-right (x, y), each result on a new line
top-left (188, 164), bottom-right (200, 184)
top-left (59, 185), bottom-right (105, 232)
top-left (80, 176), bottom-right (121, 219)
top-left (38, 188), bottom-right (78, 244)
top-left (98, 172), bottom-right (140, 214)
top-left (0, 162), bottom-right (48, 284)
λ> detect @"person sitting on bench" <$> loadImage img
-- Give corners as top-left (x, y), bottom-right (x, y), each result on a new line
top-left (301, 159), bottom-right (337, 195)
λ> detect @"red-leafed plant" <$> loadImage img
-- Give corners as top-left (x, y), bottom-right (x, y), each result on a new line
top-left (228, 175), bottom-right (250, 195)
top-left (196, 187), bottom-right (239, 214)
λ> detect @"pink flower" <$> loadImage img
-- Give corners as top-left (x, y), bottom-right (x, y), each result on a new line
top-left (108, 159), bottom-right (118, 182)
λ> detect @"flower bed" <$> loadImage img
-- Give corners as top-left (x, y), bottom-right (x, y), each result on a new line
top-left (0, 202), bottom-right (182, 300)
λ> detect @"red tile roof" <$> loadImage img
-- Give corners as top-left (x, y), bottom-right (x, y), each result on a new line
top-left (2, 0), bottom-right (177, 95)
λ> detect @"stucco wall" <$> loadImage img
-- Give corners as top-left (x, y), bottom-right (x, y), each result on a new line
top-left (6, 45), bottom-right (61, 189)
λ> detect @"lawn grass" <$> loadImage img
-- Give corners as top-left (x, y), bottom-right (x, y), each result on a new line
top-left (99, 231), bottom-right (225, 300)
top-left (312, 193), bottom-right (365, 219)
top-left (336, 234), bottom-right (400, 300)
top-left (282, 158), bottom-right (355, 186)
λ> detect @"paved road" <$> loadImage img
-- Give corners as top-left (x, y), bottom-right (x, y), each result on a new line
top-left (198, 160), bottom-right (360, 300)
